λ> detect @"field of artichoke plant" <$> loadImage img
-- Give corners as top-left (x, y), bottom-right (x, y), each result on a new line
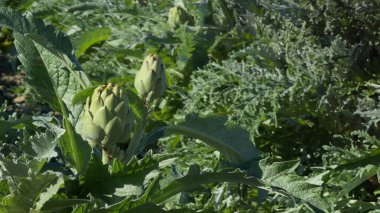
top-left (0, 0), bottom-right (380, 212)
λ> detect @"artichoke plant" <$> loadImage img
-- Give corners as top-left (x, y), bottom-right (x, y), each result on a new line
top-left (167, 6), bottom-right (194, 29)
top-left (82, 83), bottom-right (134, 150)
top-left (134, 54), bottom-right (166, 105)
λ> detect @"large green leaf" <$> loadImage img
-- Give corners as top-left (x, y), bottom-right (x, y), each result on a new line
top-left (339, 165), bottom-right (377, 196)
top-left (73, 28), bottom-right (111, 58)
top-left (335, 148), bottom-right (380, 171)
top-left (260, 158), bottom-right (332, 211)
top-left (18, 128), bottom-right (65, 161)
top-left (0, 172), bottom-right (63, 212)
top-left (0, 8), bottom-right (91, 173)
top-left (81, 153), bottom-right (159, 200)
top-left (335, 199), bottom-right (380, 213)
top-left (71, 204), bottom-right (93, 213)
top-left (98, 165), bottom-right (263, 212)
top-left (139, 115), bottom-right (261, 164)
top-left (0, 117), bottom-right (32, 135)
top-left (93, 195), bottom-right (168, 213)
top-left (41, 198), bottom-right (91, 212)
top-left (0, 157), bottom-right (45, 179)
top-left (149, 164), bottom-right (265, 204)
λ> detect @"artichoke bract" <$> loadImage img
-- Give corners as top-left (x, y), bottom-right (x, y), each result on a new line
top-left (134, 54), bottom-right (166, 104)
top-left (82, 83), bottom-right (134, 148)
top-left (167, 6), bottom-right (194, 29)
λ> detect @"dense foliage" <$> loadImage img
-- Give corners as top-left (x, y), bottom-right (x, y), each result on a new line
top-left (0, 0), bottom-right (380, 212)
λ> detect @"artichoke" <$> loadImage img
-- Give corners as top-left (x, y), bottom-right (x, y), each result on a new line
top-left (167, 6), bottom-right (194, 29)
top-left (82, 83), bottom-right (134, 148)
top-left (134, 54), bottom-right (166, 104)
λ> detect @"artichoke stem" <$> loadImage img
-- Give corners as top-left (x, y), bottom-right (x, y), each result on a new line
top-left (102, 149), bottom-right (110, 164)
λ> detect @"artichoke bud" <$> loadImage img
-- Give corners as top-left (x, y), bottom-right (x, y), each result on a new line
top-left (118, 109), bottom-right (134, 144)
top-left (82, 83), bottom-right (134, 148)
top-left (134, 54), bottom-right (167, 104)
top-left (167, 6), bottom-right (194, 29)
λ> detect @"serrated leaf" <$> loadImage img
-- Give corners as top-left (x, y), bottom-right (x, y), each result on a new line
top-left (0, 7), bottom-right (90, 90)
top-left (1, 172), bottom-right (63, 212)
top-left (0, 8), bottom-right (77, 64)
top-left (18, 127), bottom-right (65, 160)
top-left (94, 196), bottom-right (133, 213)
top-left (73, 28), bottom-right (111, 58)
top-left (335, 148), bottom-right (380, 171)
top-left (119, 203), bottom-right (167, 213)
top-left (81, 155), bottom-right (112, 196)
top-left (81, 153), bottom-right (159, 199)
top-left (31, 115), bottom-right (61, 129)
top-left (0, 8), bottom-right (91, 173)
top-left (111, 154), bottom-right (159, 186)
top-left (0, 117), bottom-right (32, 135)
top-left (95, 175), bottom-right (163, 212)
top-left (14, 32), bottom-right (61, 111)
top-left (0, 157), bottom-right (45, 179)
top-left (260, 158), bottom-right (332, 211)
top-left (150, 164), bottom-right (265, 204)
top-left (175, 28), bottom-right (196, 72)
top-left (41, 198), bottom-right (91, 212)
top-left (114, 185), bottom-right (143, 197)
top-left (261, 159), bottom-right (300, 181)
top-left (339, 165), bottom-right (377, 196)
top-left (71, 204), bottom-right (93, 213)
top-left (335, 199), bottom-right (380, 213)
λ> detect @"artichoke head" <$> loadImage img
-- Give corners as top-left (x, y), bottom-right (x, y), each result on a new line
top-left (134, 54), bottom-right (166, 104)
top-left (167, 6), bottom-right (194, 28)
top-left (82, 83), bottom-right (134, 148)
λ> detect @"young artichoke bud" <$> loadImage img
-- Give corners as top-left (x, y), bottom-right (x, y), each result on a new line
top-left (134, 54), bottom-right (166, 105)
top-left (82, 83), bottom-right (134, 148)
top-left (167, 6), bottom-right (194, 29)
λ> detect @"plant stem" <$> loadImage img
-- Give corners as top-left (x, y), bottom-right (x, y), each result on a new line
top-left (124, 102), bottom-right (149, 163)
top-left (102, 149), bottom-right (109, 165)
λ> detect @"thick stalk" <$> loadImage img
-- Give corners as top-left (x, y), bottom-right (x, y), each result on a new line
top-left (124, 111), bottom-right (148, 163)
top-left (164, 125), bottom-right (219, 144)
top-left (102, 149), bottom-right (109, 165)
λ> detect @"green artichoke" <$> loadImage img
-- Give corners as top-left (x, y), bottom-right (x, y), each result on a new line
top-left (134, 54), bottom-right (166, 104)
top-left (82, 83), bottom-right (134, 148)
top-left (167, 6), bottom-right (194, 29)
